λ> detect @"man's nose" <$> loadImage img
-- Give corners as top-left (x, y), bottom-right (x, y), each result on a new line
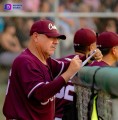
top-left (53, 38), bottom-right (59, 44)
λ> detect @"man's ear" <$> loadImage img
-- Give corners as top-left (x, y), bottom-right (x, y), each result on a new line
top-left (89, 42), bottom-right (96, 51)
top-left (32, 32), bottom-right (38, 42)
top-left (89, 44), bottom-right (93, 51)
top-left (111, 47), bottom-right (117, 55)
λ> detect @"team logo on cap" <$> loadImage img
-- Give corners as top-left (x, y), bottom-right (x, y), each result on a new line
top-left (48, 23), bottom-right (57, 30)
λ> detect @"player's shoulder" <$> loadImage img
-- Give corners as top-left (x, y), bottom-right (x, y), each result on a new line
top-left (48, 57), bottom-right (63, 65)
top-left (57, 54), bottom-right (75, 62)
top-left (13, 49), bottom-right (37, 66)
top-left (15, 49), bottom-right (31, 61)
top-left (57, 54), bottom-right (85, 62)
top-left (89, 60), bottom-right (108, 67)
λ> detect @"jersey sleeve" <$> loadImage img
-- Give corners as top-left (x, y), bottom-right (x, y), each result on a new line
top-left (17, 58), bottom-right (67, 103)
top-left (33, 76), bottom-right (66, 103)
top-left (47, 58), bottom-right (70, 79)
top-left (17, 59), bottom-right (45, 98)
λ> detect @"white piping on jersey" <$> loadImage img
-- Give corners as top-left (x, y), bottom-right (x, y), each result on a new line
top-left (41, 99), bottom-right (49, 105)
top-left (55, 61), bottom-right (64, 79)
top-left (41, 96), bottom-right (55, 105)
top-left (55, 57), bottom-right (71, 79)
top-left (28, 82), bottom-right (44, 98)
top-left (65, 58), bottom-right (72, 61)
top-left (54, 117), bottom-right (62, 120)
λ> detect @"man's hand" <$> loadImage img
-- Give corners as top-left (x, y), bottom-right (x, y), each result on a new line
top-left (93, 49), bottom-right (103, 61)
top-left (61, 55), bottom-right (82, 83)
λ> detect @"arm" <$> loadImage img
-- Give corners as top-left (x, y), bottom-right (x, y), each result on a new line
top-left (33, 56), bottom-right (82, 102)
top-left (18, 56), bottom-right (82, 103)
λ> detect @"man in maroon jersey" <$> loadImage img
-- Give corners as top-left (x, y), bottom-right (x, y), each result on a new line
top-left (3, 19), bottom-right (82, 120)
top-left (90, 31), bottom-right (118, 66)
top-left (89, 31), bottom-right (118, 120)
top-left (55, 28), bottom-right (102, 120)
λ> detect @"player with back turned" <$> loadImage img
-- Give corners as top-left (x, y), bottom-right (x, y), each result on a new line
top-left (55, 28), bottom-right (103, 120)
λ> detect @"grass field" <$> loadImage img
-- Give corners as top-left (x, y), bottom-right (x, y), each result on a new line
top-left (0, 83), bottom-right (6, 120)
top-left (0, 68), bottom-right (9, 120)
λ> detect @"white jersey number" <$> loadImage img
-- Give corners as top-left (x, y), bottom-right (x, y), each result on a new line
top-left (56, 85), bottom-right (74, 101)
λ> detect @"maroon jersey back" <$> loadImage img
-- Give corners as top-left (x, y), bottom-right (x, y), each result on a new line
top-left (3, 49), bottom-right (68, 120)
top-left (55, 54), bottom-right (85, 118)
top-left (89, 60), bottom-right (109, 67)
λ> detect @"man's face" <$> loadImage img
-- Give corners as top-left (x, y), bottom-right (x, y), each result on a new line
top-left (35, 33), bottom-right (59, 57)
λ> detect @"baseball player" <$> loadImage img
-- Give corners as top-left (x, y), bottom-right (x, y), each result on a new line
top-left (3, 19), bottom-right (82, 120)
top-left (55, 28), bottom-right (102, 120)
top-left (89, 31), bottom-right (118, 120)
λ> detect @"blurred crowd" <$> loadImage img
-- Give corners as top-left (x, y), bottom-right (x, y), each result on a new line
top-left (0, 0), bottom-right (118, 66)
top-left (0, 0), bottom-right (118, 13)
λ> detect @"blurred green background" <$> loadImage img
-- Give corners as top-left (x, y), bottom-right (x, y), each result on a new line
top-left (0, 68), bottom-right (8, 120)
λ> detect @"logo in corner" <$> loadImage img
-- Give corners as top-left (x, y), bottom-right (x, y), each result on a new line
top-left (4, 4), bottom-right (12, 10)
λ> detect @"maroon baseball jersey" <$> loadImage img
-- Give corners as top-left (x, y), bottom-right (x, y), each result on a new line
top-left (89, 60), bottom-right (109, 67)
top-left (55, 54), bottom-right (85, 118)
top-left (3, 48), bottom-right (69, 120)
